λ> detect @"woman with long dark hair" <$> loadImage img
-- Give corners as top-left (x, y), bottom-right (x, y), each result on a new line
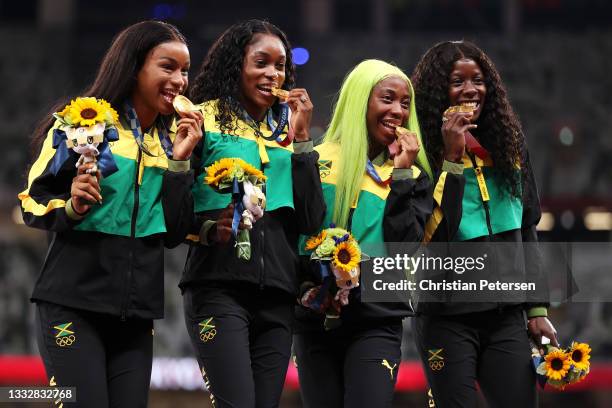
top-left (180, 19), bottom-right (325, 407)
top-left (411, 40), bottom-right (557, 408)
top-left (19, 20), bottom-right (201, 407)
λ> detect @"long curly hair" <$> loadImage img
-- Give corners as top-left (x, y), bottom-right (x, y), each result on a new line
top-left (324, 59), bottom-right (432, 228)
top-left (189, 19), bottom-right (296, 135)
top-left (411, 40), bottom-right (526, 197)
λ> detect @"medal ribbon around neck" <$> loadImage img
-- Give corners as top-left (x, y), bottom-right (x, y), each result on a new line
top-left (365, 159), bottom-right (391, 186)
top-left (123, 101), bottom-right (173, 158)
top-left (240, 104), bottom-right (292, 164)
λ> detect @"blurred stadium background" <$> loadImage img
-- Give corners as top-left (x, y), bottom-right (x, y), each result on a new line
top-left (1, 0), bottom-right (611, 406)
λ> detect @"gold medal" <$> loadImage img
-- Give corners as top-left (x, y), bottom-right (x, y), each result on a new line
top-left (442, 103), bottom-right (476, 122)
top-left (271, 87), bottom-right (289, 102)
top-left (172, 95), bottom-right (197, 114)
top-left (395, 126), bottom-right (414, 140)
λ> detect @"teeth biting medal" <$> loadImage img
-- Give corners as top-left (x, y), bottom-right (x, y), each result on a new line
top-left (172, 95), bottom-right (198, 114)
top-left (443, 102), bottom-right (477, 121)
top-left (395, 126), bottom-right (411, 140)
top-left (271, 87), bottom-right (289, 102)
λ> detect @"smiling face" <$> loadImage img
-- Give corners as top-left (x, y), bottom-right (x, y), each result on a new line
top-left (132, 40), bottom-right (190, 128)
top-left (238, 33), bottom-right (287, 121)
top-left (448, 58), bottom-right (487, 121)
top-left (366, 76), bottom-right (411, 151)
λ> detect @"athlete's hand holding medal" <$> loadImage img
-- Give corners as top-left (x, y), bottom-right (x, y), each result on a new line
top-left (172, 95), bottom-right (203, 161)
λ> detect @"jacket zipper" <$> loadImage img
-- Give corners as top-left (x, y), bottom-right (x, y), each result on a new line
top-left (259, 223), bottom-right (265, 290)
top-left (259, 159), bottom-right (266, 291)
top-left (121, 148), bottom-right (142, 321)
top-left (469, 153), bottom-right (498, 311)
top-left (469, 154), bottom-right (493, 237)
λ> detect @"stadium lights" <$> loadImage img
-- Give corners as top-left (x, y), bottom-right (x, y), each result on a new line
top-left (583, 207), bottom-right (612, 231)
top-left (537, 211), bottom-right (555, 231)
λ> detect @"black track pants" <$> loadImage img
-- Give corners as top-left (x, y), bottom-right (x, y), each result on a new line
top-left (413, 307), bottom-right (536, 408)
top-left (294, 320), bottom-right (402, 408)
top-left (183, 285), bottom-right (294, 408)
top-left (35, 301), bottom-right (153, 408)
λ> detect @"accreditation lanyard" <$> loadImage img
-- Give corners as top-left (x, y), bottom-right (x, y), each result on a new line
top-left (469, 153), bottom-right (490, 202)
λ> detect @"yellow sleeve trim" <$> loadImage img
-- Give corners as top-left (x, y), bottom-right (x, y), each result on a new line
top-left (19, 123), bottom-right (69, 216)
top-left (19, 193), bottom-right (67, 216)
top-left (527, 307), bottom-right (548, 318)
top-left (433, 172), bottom-right (447, 207)
top-left (168, 159), bottom-right (190, 172)
top-left (424, 207), bottom-right (443, 243)
top-left (24, 125), bottom-right (59, 193)
top-left (199, 220), bottom-right (217, 246)
top-left (65, 198), bottom-right (86, 220)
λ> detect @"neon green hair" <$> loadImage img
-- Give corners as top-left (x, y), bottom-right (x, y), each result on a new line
top-left (324, 59), bottom-right (432, 228)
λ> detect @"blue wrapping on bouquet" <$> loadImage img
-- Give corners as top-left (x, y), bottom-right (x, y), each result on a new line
top-left (231, 177), bottom-right (250, 261)
top-left (49, 127), bottom-right (119, 177)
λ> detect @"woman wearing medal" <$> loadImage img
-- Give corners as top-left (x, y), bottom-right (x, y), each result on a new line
top-left (293, 59), bottom-right (432, 407)
top-left (180, 19), bottom-right (325, 407)
top-left (411, 40), bottom-right (558, 408)
top-left (19, 21), bottom-right (202, 407)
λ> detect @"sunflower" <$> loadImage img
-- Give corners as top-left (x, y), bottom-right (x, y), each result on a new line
top-left (568, 342), bottom-right (591, 371)
top-left (545, 349), bottom-right (571, 381)
top-left (58, 102), bottom-right (71, 118)
top-left (235, 158), bottom-right (267, 182)
top-left (67, 97), bottom-right (107, 127)
top-left (305, 230), bottom-right (327, 251)
top-left (205, 158), bottom-right (235, 187)
top-left (98, 99), bottom-right (119, 125)
top-left (332, 241), bottom-right (361, 273)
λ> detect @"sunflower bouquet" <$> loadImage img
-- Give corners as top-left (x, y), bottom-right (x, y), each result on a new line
top-left (53, 97), bottom-right (119, 176)
top-left (533, 341), bottom-right (591, 390)
top-left (304, 225), bottom-right (368, 329)
top-left (204, 158), bottom-right (267, 260)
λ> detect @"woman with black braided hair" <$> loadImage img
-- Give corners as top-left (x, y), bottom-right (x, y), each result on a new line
top-left (179, 19), bottom-right (325, 407)
top-left (410, 41), bottom-right (558, 407)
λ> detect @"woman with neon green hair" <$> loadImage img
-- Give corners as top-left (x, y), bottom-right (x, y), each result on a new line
top-left (294, 59), bottom-right (433, 407)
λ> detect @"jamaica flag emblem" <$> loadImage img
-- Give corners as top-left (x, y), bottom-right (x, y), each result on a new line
top-left (199, 317), bottom-right (217, 343)
top-left (54, 322), bottom-right (76, 347)
top-left (318, 160), bottom-right (332, 178)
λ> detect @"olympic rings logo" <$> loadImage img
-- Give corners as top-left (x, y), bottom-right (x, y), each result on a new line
top-left (200, 329), bottom-right (217, 342)
top-left (56, 335), bottom-right (76, 347)
top-left (429, 360), bottom-right (445, 371)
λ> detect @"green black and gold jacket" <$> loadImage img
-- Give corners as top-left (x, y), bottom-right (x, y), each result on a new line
top-left (19, 117), bottom-right (192, 319)
top-left (295, 141), bottom-right (432, 326)
top-left (179, 100), bottom-right (326, 296)
top-left (420, 152), bottom-right (549, 317)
